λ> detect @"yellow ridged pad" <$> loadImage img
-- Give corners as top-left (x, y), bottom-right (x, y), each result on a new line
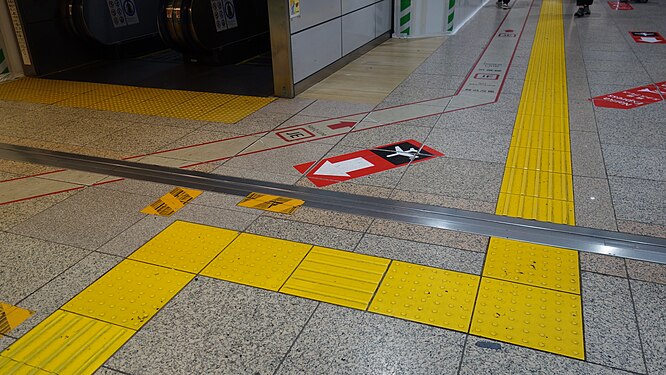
top-left (483, 238), bottom-right (580, 294)
top-left (280, 247), bottom-right (390, 310)
top-left (500, 168), bottom-right (573, 202)
top-left (0, 78), bottom-right (274, 123)
top-left (0, 310), bottom-right (134, 374)
top-left (369, 261), bottom-right (479, 332)
top-left (496, 193), bottom-right (575, 224)
top-left (0, 357), bottom-right (52, 374)
top-left (129, 221), bottom-right (238, 273)
top-left (505, 147), bottom-right (572, 175)
top-left (201, 233), bottom-right (312, 291)
top-left (62, 260), bottom-right (194, 329)
top-left (470, 278), bottom-right (584, 359)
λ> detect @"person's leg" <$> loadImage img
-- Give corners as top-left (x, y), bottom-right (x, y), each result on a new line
top-left (575, 0), bottom-right (586, 17)
top-left (583, 0), bottom-right (593, 15)
top-left (502, 0), bottom-right (510, 9)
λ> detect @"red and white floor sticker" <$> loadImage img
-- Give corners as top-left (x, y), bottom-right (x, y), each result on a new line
top-left (0, 0), bottom-right (535, 204)
top-left (591, 81), bottom-right (666, 109)
top-left (629, 31), bottom-right (666, 44)
top-left (608, 2), bottom-right (633, 10)
top-left (294, 140), bottom-right (443, 187)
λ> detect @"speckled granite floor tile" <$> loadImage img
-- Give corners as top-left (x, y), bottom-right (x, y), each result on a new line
top-left (573, 176), bottom-right (617, 231)
top-left (626, 260), bottom-right (666, 285)
top-left (608, 177), bottom-right (666, 226)
top-left (0, 190), bottom-right (78, 231)
top-left (602, 144), bottom-right (666, 181)
top-left (579, 253), bottom-right (627, 278)
top-left (390, 189), bottom-right (497, 214)
top-left (571, 131), bottom-right (607, 179)
top-left (0, 336), bottom-right (15, 351)
top-left (582, 272), bottom-right (646, 373)
top-left (425, 128), bottom-right (511, 164)
top-left (617, 220), bottom-right (666, 239)
top-left (263, 207), bottom-right (374, 232)
top-left (276, 304), bottom-right (466, 375)
top-left (630, 280), bottom-right (666, 375)
top-left (105, 278), bottom-right (317, 375)
top-left (94, 367), bottom-right (125, 375)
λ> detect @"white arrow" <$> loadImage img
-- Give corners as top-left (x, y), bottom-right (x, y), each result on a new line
top-left (639, 37), bottom-right (662, 43)
top-left (313, 157), bottom-right (374, 177)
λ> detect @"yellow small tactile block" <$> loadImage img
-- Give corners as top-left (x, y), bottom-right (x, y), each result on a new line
top-left (496, 193), bottom-right (575, 225)
top-left (280, 247), bottom-right (390, 310)
top-left (368, 261), bottom-right (479, 332)
top-left (129, 221), bottom-right (238, 273)
top-left (62, 260), bottom-right (194, 329)
top-left (505, 147), bottom-right (572, 175)
top-left (116, 88), bottom-right (165, 100)
top-left (484, 238), bottom-right (580, 294)
top-left (151, 89), bottom-right (202, 103)
top-left (0, 310), bottom-right (134, 374)
top-left (55, 91), bottom-right (119, 108)
top-left (500, 167), bottom-right (573, 202)
top-left (201, 233), bottom-right (312, 291)
top-left (470, 278), bottom-right (585, 360)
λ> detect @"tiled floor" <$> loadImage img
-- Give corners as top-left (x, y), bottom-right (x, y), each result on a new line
top-left (1, 0), bottom-right (666, 373)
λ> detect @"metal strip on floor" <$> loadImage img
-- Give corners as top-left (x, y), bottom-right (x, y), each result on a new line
top-left (1, 142), bottom-right (665, 264)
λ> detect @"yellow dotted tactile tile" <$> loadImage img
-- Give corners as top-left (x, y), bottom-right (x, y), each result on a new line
top-left (368, 261), bottom-right (479, 332)
top-left (280, 247), bottom-right (390, 310)
top-left (129, 221), bottom-right (238, 273)
top-left (201, 233), bottom-right (312, 291)
top-left (62, 259), bottom-right (194, 329)
top-left (470, 278), bottom-right (584, 359)
top-left (0, 310), bottom-right (134, 374)
top-left (483, 238), bottom-right (580, 294)
top-left (198, 96), bottom-right (275, 123)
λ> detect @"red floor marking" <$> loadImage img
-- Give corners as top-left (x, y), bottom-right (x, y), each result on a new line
top-left (591, 81), bottom-right (666, 109)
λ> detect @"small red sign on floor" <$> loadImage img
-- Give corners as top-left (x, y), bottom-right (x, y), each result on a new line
top-left (629, 31), bottom-right (666, 44)
top-left (591, 81), bottom-right (666, 109)
top-left (608, 1), bottom-right (633, 10)
top-left (294, 140), bottom-right (443, 187)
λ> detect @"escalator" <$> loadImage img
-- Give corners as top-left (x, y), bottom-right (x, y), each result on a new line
top-left (43, 0), bottom-right (273, 96)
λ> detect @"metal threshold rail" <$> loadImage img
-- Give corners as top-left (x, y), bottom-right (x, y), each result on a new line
top-left (2, 142), bottom-right (665, 264)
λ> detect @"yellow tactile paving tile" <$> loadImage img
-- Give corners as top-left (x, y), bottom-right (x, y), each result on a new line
top-left (0, 357), bottom-right (52, 375)
top-left (201, 233), bottom-right (312, 291)
top-left (496, 192), bottom-right (575, 225)
top-left (140, 187), bottom-right (203, 217)
top-left (0, 78), bottom-right (274, 123)
top-left (505, 146), bottom-right (572, 175)
top-left (62, 260), bottom-right (194, 329)
top-left (368, 261), bottom-right (479, 332)
top-left (280, 247), bottom-right (390, 310)
top-left (0, 303), bottom-right (33, 335)
top-left (129, 221), bottom-right (237, 273)
top-left (237, 192), bottom-right (305, 214)
top-left (510, 128), bottom-right (572, 152)
top-left (0, 310), bottom-right (134, 374)
top-left (470, 278), bottom-right (584, 360)
top-left (483, 238), bottom-right (580, 294)
top-left (500, 168), bottom-right (574, 202)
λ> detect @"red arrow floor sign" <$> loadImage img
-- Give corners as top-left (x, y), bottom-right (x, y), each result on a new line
top-left (608, 2), bottom-right (633, 10)
top-left (294, 140), bottom-right (443, 187)
top-left (629, 31), bottom-right (666, 44)
top-left (591, 81), bottom-right (666, 109)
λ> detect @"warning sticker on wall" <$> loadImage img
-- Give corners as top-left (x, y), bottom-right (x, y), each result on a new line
top-left (211, 0), bottom-right (228, 32)
top-left (107, 0), bottom-right (140, 28)
top-left (6, 0), bottom-right (31, 65)
top-left (141, 187), bottom-right (202, 216)
top-left (290, 0), bottom-right (301, 18)
top-left (222, 0), bottom-right (238, 29)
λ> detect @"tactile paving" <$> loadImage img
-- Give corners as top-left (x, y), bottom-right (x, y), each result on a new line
top-left (62, 260), bottom-right (193, 329)
top-left (129, 221), bottom-right (238, 273)
top-left (500, 168), bottom-right (573, 202)
top-left (280, 247), bottom-right (390, 310)
top-left (483, 238), bottom-right (580, 294)
top-left (201, 233), bottom-right (312, 291)
top-left (470, 278), bottom-right (584, 360)
top-left (496, 192), bottom-right (575, 225)
top-left (0, 310), bottom-right (134, 374)
top-left (368, 261), bottom-right (479, 331)
top-left (0, 357), bottom-right (52, 374)
top-left (505, 146), bottom-right (572, 175)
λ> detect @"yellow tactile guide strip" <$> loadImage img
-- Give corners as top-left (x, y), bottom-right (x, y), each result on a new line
top-left (0, 78), bottom-right (274, 123)
top-left (471, 0), bottom-right (584, 360)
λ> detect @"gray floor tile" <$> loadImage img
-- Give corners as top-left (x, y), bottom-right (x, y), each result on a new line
top-left (337, 124), bottom-right (432, 150)
top-left (10, 252), bottom-right (121, 339)
top-left (397, 158), bottom-right (504, 203)
top-left (367, 219), bottom-right (489, 253)
top-left (389, 85), bottom-right (458, 103)
top-left (594, 105), bottom-right (666, 130)
top-left (617, 220), bottom-right (666, 239)
top-left (602, 144), bottom-right (666, 181)
top-left (0, 232), bottom-right (89, 305)
top-left (0, 336), bottom-right (15, 352)
top-left (626, 259), bottom-right (666, 285)
top-left (390, 188), bottom-right (497, 214)
top-left (609, 176), bottom-right (666, 226)
top-left (264, 207), bottom-right (374, 232)
top-left (586, 59), bottom-right (648, 72)
top-left (425, 128), bottom-right (511, 164)
top-left (630, 280), bottom-right (666, 375)
top-left (191, 191), bottom-right (268, 214)
top-left (224, 141), bottom-right (334, 177)
top-left (299, 100), bottom-right (374, 118)
top-left (246, 216), bottom-right (363, 252)
top-left (400, 73), bottom-right (467, 90)
top-left (355, 234), bottom-right (484, 275)
top-left (582, 272), bottom-right (646, 373)
top-left (436, 109), bottom-right (516, 134)
top-left (95, 179), bottom-right (175, 198)
top-left (10, 188), bottom-right (147, 250)
top-left (568, 101), bottom-right (598, 132)
top-left (213, 165), bottom-right (302, 185)
top-left (106, 278), bottom-right (317, 375)
top-left (0, 190), bottom-right (78, 231)
top-left (586, 71), bottom-right (653, 87)
top-left (598, 120), bottom-right (666, 151)
top-left (459, 335), bottom-right (633, 375)
top-left (579, 253), bottom-right (627, 278)
top-left (296, 178), bottom-right (394, 200)
top-left (96, 216), bottom-right (172, 257)
top-left (573, 176), bottom-right (617, 231)
top-left (571, 131), bottom-right (607, 178)
top-left (276, 304), bottom-right (466, 375)
top-left (262, 98), bottom-right (316, 115)
top-left (94, 367), bottom-right (125, 375)
top-left (172, 203), bottom-right (259, 232)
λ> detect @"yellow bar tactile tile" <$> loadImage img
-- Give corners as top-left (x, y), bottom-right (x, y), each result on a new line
top-left (496, 193), bottom-right (575, 225)
top-left (280, 247), bottom-right (390, 310)
top-left (470, 278), bottom-right (584, 360)
top-left (0, 357), bottom-right (52, 374)
top-left (201, 233), bottom-right (312, 291)
top-left (483, 238), bottom-right (580, 294)
top-left (505, 147), bottom-right (572, 175)
top-left (62, 260), bottom-right (194, 329)
top-left (368, 261), bottom-right (479, 332)
top-left (129, 221), bottom-right (238, 273)
top-left (0, 310), bottom-right (134, 374)
top-left (510, 129), bottom-right (571, 152)
top-left (500, 168), bottom-right (574, 202)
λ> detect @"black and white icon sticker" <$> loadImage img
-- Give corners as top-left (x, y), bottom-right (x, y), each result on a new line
top-left (223, 0), bottom-right (238, 29)
top-left (370, 141), bottom-right (434, 166)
